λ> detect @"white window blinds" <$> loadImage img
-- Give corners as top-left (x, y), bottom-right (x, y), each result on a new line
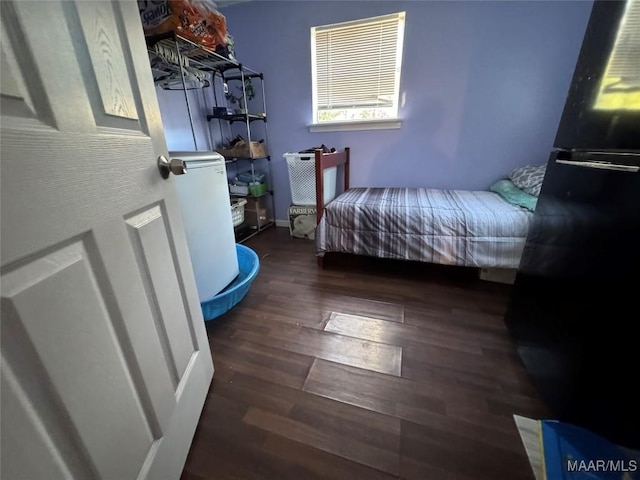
top-left (595, 0), bottom-right (640, 110)
top-left (606, 0), bottom-right (640, 80)
top-left (311, 12), bottom-right (405, 123)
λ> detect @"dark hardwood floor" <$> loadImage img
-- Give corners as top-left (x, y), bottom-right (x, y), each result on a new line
top-left (181, 227), bottom-right (547, 480)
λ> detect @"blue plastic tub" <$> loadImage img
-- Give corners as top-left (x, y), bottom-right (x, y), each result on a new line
top-left (200, 244), bottom-right (260, 321)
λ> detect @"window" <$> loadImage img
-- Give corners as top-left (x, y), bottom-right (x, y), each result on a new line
top-left (310, 12), bottom-right (406, 129)
top-left (594, 0), bottom-right (640, 111)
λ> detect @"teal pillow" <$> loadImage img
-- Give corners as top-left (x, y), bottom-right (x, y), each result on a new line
top-left (490, 179), bottom-right (538, 212)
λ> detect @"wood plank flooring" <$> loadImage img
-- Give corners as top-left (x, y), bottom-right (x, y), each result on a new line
top-left (181, 227), bottom-right (547, 480)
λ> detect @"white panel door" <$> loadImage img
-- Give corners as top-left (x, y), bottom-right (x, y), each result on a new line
top-left (0, 2), bottom-right (214, 479)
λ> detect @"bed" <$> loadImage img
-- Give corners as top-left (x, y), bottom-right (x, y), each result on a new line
top-left (313, 148), bottom-right (535, 269)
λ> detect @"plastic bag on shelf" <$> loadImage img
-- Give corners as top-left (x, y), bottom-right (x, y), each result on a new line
top-left (237, 170), bottom-right (266, 184)
top-left (138, 0), bottom-right (228, 51)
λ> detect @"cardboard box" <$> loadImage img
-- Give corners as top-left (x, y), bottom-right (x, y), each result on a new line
top-left (245, 197), bottom-right (269, 228)
top-left (289, 205), bottom-right (317, 240)
top-left (245, 208), bottom-right (268, 228)
top-left (217, 141), bottom-right (267, 159)
top-left (245, 196), bottom-right (265, 211)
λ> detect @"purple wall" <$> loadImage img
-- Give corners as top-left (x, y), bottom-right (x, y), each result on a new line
top-left (156, 86), bottom-right (216, 151)
top-left (161, 1), bottom-right (592, 221)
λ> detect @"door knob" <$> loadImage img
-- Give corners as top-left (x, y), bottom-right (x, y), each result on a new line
top-left (158, 155), bottom-right (187, 179)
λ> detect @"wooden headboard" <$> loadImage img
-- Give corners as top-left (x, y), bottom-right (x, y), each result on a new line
top-left (314, 147), bottom-right (350, 224)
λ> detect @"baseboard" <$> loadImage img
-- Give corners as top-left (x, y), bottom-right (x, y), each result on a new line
top-left (479, 268), bottom-right (517, 284)
top-left (275, 219), bottom-right (289, 228)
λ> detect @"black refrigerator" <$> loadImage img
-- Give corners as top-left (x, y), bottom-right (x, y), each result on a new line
top-left (504, 0), bottom-right (640, 450)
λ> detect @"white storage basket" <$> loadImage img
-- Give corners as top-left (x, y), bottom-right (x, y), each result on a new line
top-left (231, 198), bottom-right (247, 227)
top-left (284, 153), bottom-right (337, 206)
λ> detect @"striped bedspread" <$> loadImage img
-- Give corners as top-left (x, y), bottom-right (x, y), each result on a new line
top-left (315, 187), bottom-right (533, 268)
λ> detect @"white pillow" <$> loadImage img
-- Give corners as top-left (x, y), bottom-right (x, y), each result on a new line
top-left (509, 164), bottom-right (546, 197)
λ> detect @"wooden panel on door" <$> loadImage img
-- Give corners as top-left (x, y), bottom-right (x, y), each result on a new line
top-left (126, 204), bottom-right (198, 388)
top-left (1, 240), bottom-right (153, 479)
top-left (0, 1), bottom-right (214, 478)
top-left (74, 1), bottom-right (139, 123)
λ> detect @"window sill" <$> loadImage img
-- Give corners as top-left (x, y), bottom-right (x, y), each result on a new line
top-left (308, 119), bottom-right (402, 133)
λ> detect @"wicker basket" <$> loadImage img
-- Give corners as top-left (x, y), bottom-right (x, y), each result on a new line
top-left (231, 198), bottom-right (247, 227)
